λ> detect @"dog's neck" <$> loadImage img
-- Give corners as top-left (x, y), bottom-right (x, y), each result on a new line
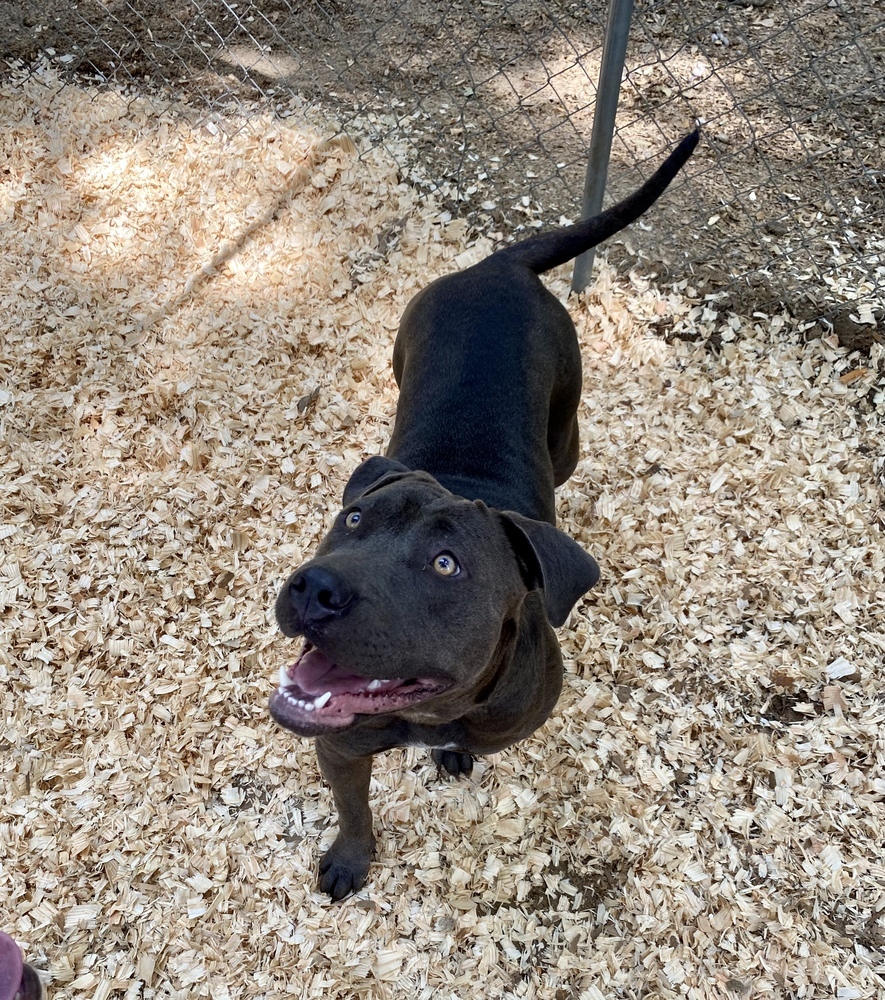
top-left (385, 447), bottom-right (556, 524)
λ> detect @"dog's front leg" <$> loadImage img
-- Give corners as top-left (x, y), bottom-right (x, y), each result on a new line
top-left (315, 737), bottom-right (376, 900)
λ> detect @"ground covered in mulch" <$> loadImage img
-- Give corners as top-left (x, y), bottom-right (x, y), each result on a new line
top-left (1, 73), bottom-right (884, 999)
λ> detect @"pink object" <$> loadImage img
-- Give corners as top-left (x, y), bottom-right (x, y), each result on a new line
top-left (0, 934), bottom-right (42, 1000)
top-left (0, 932), bottom-right (24, 1000)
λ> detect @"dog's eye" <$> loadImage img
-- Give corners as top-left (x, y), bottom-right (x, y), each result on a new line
top-left (345, 510), bottom-right (362, 529)
top-left (431, 552), bottom-right (460, 577)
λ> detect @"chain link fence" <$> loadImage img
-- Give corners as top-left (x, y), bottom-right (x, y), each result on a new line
top-left (3, 0), bottom-right (884, 336)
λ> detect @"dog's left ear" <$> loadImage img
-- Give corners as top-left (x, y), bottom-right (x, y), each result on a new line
top-left (342, 455), bottom-right (413, 505)
top-left (499, 511), bottom-right (600, 627)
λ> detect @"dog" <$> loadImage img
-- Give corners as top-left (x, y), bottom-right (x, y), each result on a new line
top-left (270, 130), bottom-right (699, 899)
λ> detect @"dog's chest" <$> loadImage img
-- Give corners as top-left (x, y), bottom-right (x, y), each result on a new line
top-left (412, 740), bottom-right (459, 751)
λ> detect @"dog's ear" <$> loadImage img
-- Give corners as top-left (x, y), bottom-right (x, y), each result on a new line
top-left (342, 455), bottom-right (413, 505)
top-left (499, 511), bottom-right (600, 627)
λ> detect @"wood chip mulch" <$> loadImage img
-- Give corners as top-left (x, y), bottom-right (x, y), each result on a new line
top-left (2, 72), bottom-right (884, 1000)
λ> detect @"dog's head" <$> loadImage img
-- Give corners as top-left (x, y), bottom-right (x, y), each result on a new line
top-left (269, 456), bottom-right (599, 736)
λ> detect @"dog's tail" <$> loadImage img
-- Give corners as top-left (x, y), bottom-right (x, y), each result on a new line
top-left (491, 129), bottom-right (700, 275)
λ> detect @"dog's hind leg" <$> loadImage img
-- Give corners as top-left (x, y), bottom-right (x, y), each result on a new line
top-left (549, 413), bottom-right (580, 488)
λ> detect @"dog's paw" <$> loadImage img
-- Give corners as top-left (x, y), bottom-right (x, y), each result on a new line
top-left (431, 748), bottom-right (474, 778)
top-left (317, 837), bottom-right (374, 901)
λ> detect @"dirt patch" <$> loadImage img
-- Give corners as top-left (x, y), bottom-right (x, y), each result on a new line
top-left (2, 0), bottom-right (883, 318)
top-left (479, 856), bottom-right (630, 916)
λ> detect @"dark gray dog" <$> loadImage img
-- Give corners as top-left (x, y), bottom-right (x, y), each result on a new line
top-left (271, 130), bottom-right (699, 899)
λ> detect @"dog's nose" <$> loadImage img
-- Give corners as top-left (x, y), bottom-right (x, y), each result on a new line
top-left (288, 566), bottom-right (355, 625)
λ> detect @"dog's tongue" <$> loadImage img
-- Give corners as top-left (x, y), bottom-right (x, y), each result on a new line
top-left (295, 647), bottom-right (376, 696)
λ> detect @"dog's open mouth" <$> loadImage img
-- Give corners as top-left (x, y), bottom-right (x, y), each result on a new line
top-left (269, 642), bottom-right (453, 734)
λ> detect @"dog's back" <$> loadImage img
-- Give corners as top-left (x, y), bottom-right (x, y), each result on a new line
top-left (388, 129), bottom-right (700, 521)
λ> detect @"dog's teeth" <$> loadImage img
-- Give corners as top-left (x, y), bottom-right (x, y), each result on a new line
top-left (367, 679), bottom-right (383, 691)
top-left (304, 701), bottom-right (315, 712)
top-left (278, 665), bottom-right (295, 688)
top-left (315, 691), bottom-right (332, 708)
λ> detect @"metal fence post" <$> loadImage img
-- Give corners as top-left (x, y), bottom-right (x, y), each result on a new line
top-left (571, 0), bottom-right (635, 292)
